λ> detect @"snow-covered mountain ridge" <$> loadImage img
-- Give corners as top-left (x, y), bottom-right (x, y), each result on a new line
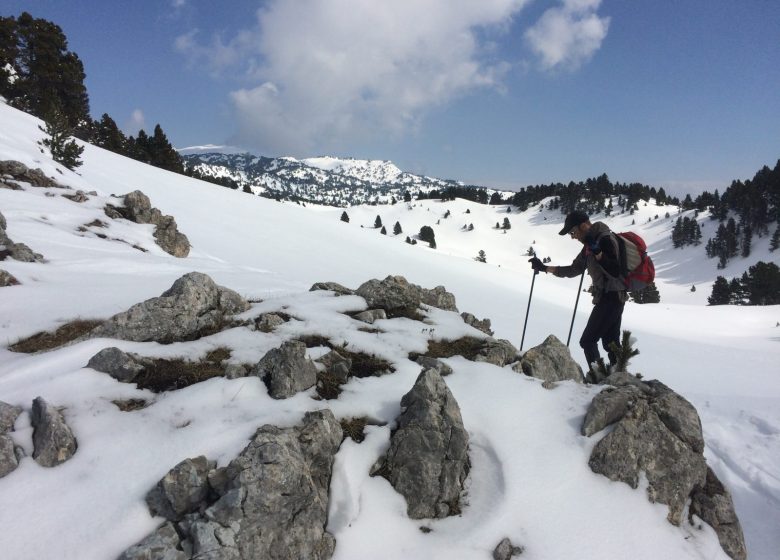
top-left (180, 151), bottom-right (485, 206)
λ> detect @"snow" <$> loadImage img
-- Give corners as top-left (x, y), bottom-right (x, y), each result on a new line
top-left (0, 101), bottom-right (778, 559)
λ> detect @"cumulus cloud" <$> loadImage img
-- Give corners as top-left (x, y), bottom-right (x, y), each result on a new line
top-left (124, 109), bottom-right (146, 134)
top-left (525, 0), bottom-right (610, 71)
top-left (176, 0), bottom-right (530, 156)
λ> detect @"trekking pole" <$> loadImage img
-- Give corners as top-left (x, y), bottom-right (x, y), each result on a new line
top-left (520, 269), bottom-right (539, 352)
top-left (566, 270), bottom-right (586, 347)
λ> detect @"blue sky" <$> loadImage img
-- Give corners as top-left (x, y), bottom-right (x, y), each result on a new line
top-left (4, 1), bottom-right (780, 195)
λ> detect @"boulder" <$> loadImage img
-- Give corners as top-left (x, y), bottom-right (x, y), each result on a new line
top-left (0, 269), bottom-right (20, 286)
top-left (251, 340), bottom-right (318, 399)
top-left (514, 335), bottom-right (583, 383)
top-left (0, 160), bottom-right (59, 188)
top-left (581, 385), bottom-right (643, 437)
top-left (123, 410), bottom-right (342, 560)
top-left (31, 397), bottom-right (78, 467)
top-left (89, 272), bottom-right (249, 343)
top-left (414, 355), bottom-right (453, 377)
top-left (588, 399), bottom-right (707, 525)
top-left (62, 190), bottom-right (89, 203)
top-left (309, 282), bottom-right (354, 296)
top-left (0, 215), bottom-right (44, 263)
top-left (493, 538), bottom-right (524, 560)
top-left (355, 276), bottom-right (458, 317)
top-left (421, 285), bottom-right (458, 312)
top-left (146, 456), bottom-right (216, 522)
top-left (106, 190), bottom-right (190, 257)
top-left (317, 350), bottom-right (352, 384)
top-left (372, 369), bottom-right (470, 519)
top-left (646, 380), bottom-right (705, 454)
top-left (87, 347), bottom-right (150, 383)
top-left (0, 401), bottom-right (22, 433)
top-left (353, 309), bottom-right (387, 324)
top-left (690, 467), bottom-right (747, 560)
top-left (475, 339), bottom-right (518, 368)
top-left (461, 312), bottom-right (494, 336)
top-left (117, 522), bottom-right (187, 560)
top-left (0, 435), bottom-right (19, 478)
top-left (255, 313), bottom-right (286, 333)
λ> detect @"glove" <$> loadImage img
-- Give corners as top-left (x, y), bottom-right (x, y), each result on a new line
top-left (529, 257), bottom-right (547, 272)
top-left (588, 241), bottom-right (602, 255)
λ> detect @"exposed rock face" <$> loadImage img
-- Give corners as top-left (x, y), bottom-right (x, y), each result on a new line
top-left (514, 335), bottom-right (583, 383)
top-left (31, 397), bottom-right (78, 467)
top-left (105, 190), bottom-right (190, 257)
top-left (0, 269), bottom-right (20, 286)
top-left (251, 340), bottom-right (318, 399)
top-left (461, 312), bottom-right (494, 336)
top-left (309, 282), bottom-right (354, 296)
top-left (690, 467), bottom-right (747, 560)
top-left (355, 275), bottom-right (458, 317)
top-left (317, 350), bottom-right (352, 384)
top-left (0, 160), bottom-right (60, 188)
top-left (0, 401), bottom-right (23, 478)
top-left (475, 339), bottom-right (518, 367)
top-left (254, 313), bottom-right (286, 333)
top-left (122, 410), bottom-right (342, 560)
top-left (415, 355), bottom-right (453, 377)
top-left (372, 369), bottom-right (470, 519)
top-left (62, 190), bottom-right (89, 203)
top-left (87, 347), bottom-right (150, 383)
top-left (353, 309), bottom-right (386, 324)
top-left (90, 272), bottom-right (249, 343)
top-left (581, 385), bottom-right (644, 437)
top-left (0, 210), bottom-right (44, 263)
top-left (146, 456), bottom-right (216, 522)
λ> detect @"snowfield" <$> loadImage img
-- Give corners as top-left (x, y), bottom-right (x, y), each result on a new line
top-left (0, 101), bottom-right (778, 559)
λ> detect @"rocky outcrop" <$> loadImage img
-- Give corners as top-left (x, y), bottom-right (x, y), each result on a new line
top-left (514, 335), bottom-right (584, 384)
top-left (62, 190), bottom-right (89, 203)
top-left (461, 312), bottom-right (494, 336)
top-left (309, 282), bottom-right (354, 296)
top-left (105, 190), bottom-right (190, 257)
top-left (0, 160), bottom-right (60, 188)
top-left (0, 210), bottom-right (44, 263)
top-left (414, 355), bottom-right (453, 377)
top-left (475, 338), bottom-right (518, 367)
top-left (89, 272), bottom-right (249, 343)
top-left (251, 340), bottom-right (318, 399)
top-left (690, 467), bottom-right (747, 560)
top-left (87, 347), bottom-right (151, 383)
top-left (353, 309), bottom-right (386, 324)
top-left (583, 374), bottom-right (746, 559)
top-left (355, 275), bottom-right (458, 317)
top-left (121, 410), bottom-right (342, 560)
top-left (493, 538), bottom-right (524, 560)
top-left (0, 401), bottom-right (23, 478)
top-left (317, 350), bottom-right (352, 385)
top-left (372, 369), bottom-right (470, 519)
top-left (254, 313), bottom-right (286, 333)
top-left (0, 269), bottom-right (20, 286)
top-left (31, 397), bottom-right (78, 467)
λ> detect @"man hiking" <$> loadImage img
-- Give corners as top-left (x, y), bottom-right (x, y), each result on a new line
top-left (528, 211), bottom-right (627, 381)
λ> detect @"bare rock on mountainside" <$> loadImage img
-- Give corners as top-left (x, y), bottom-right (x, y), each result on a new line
top-left (0, 401), bottom-right (24, 478)
top-left (461, 312), bottom-right (494, 336)
top-left (514, 334), bottom-right (584, 384)
top-left (493, 538), bottom-right (525, 560)
top-left (250, 340), bottom-right (318, 399)
top-left (309, 281), bottom-right (355, 296)
top-left (0, 269), bottom-right (20, 286)
top-left (475, 338), bottom-right (518, 367)
top-left (355, 275), bottom-right (458, 317)
top-left (0, 160), bottom-right (60, 189)
top-left (105, 190), bottom-right (190, 257)
top-left (86, 347), bottom-right (150, 383)
top-left (0, 210), bottom-right (44, 263)
top-left (122, 410), bottom-right (342, 560)
top-left (372, 368), bottom-right (470, 519)
top-left (89, 272), bottom-right (249, 344)
top-left (0, 401), bottom-right (23, 433)
top-left (31, 397), bottom-right (78, 467)
top-left (584, 374), bottom-right (746, 559)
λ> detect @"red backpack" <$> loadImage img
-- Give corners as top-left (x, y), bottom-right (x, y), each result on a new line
top-left (614, 232), bottom-right (655, 292)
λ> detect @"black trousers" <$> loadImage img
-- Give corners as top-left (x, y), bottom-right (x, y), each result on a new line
top-left (580, 292), bottom-right (625, 367)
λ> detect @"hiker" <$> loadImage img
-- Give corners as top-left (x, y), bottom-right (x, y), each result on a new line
top-left (528, 211), bottom-right (627, 378)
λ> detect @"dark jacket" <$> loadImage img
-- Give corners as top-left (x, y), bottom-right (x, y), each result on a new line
top-left (552, 221), bottom-right (628, 304)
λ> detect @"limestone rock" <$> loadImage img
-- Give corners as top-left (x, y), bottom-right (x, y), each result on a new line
top-left (255, 313), bottom-right (286, 333)
top-left (421, 285), bottom-right (458, 312)
top-left (475, 338), bottom-right (518, 368)
top-left (588, 399), bottom-right (707, 525)
top-left (117, 522), bottom-right (187, 560)
top-left (373, 369), bottom-right (470, 519)
top-left (87, 347), bottom-right (149, 383)
top-left (31, 397), bottom-right (78, 467)
top-left (0, 435), bottom-right (19, 478)
top-left (317, 350), bottom-right (352, 384)
top-left (461, 312), bottom-right (494, 336)
top-left (690, 467), bottom-right (747, 560)
top-left (309, 282), bottom-right (354, 296)
top-left (647, 380), bottom-right (704, 454)
top-left (415, 355), bottom-right (453, 377)
top-left (146, 456), bottom-right (216, 522)
top-left (90, 272), bottom-right (249, 343)
top-left (355, 275), bottom-right (458, 317)
top-left (62, 190), bottom-right (89, 203)
top-left (0, 269), bottom-right (20, 286)
top-left (0, 160), bottom-right (59, 188)
top-left (251, 340), bottom-right (318, 399)
top-left (514, 335), bottom-right (583, 383)
top-left (0, 401), bottom-right (22, 433)
top-left (493, 538), bottom-right (524, 560)
top-left (353, 309), bottom-right (387, 324)
top-left (1, 213), bottom-right (44, 262)
top-left (581, 385), bottom-right (643, 436)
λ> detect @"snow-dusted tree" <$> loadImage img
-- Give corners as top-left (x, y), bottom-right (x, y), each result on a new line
top-left (380, 226), bottom-right (387, 235)
top-left (393, 221), bottom-right (402, 235)
top-left (502, 217), bottom-right (511, 230)
top-left (374, 215), bottom-right (382, 228)
top-left (607, 330), bottom-right (640, 372)
top-left (340, 211), bottom-right (349, 223)
top-left (38, 103), bottom-right (83, 170)
top-left (419, 225), bottom-right (435, 248)
top-left (475, 250), bottom-right (487, 263)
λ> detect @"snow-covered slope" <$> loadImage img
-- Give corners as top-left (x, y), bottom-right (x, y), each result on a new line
top-left (1, 102), bottom-right (778, 559)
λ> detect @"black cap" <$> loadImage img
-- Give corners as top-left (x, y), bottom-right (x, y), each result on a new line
top-left (559, 211), bottom-right (589, 235)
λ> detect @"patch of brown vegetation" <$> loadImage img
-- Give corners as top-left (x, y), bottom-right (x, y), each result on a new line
top-left (112, 398), bottom-right (149, 411)
top-left (316, 370), bottom-right (343, 401)
top-left (340, 417), bottom-right (369, 443)
top-left (339, 348), bottom-right (395, 378)
top-left (357, 326), bottom-right (383, 334)
top-left (132, 347), bottom-right (232, 392)
top-left (86, 219), bottom-right (107, 228)
top-left (298, 334), bottom-right (332, 348)
top-left (385, 306), bottom-right (425, 321)
top-left (9, 319), bottom-right (103, 353)
top-left (411, 337), bottom-right (485, 361)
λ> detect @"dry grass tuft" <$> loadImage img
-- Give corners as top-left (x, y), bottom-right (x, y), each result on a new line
top-left (9, 319), bottom-right (103, 353)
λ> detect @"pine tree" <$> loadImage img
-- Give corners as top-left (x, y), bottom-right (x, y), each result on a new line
top-left (708, 277), bottom-right (731, 305)
top-left (770, 226), bottom-right (780, 252)
top-left (148, 124), bottom-right (184, 173)
top-left (742, 261), bottom-right (780, 305)
top-left (380, 226), bottom-right (387, 235)
top-left (502, 217), bottom-right (511, 230)
top-left (340, 211), bottom-right (349, 223)
top-left (728, 277), bottom-right (745, 304)
top-left (607, 330), bottom-right (640, 373)
top-left (475, 250), bottom-right (487, 263)
top-left (403, 191), bottom-right (411, 203)
top-left (374, 215), bottom-right (382, 229)
top-left (93, 113), bottom-right (127, 154)
top-left (741, 223), bottom-right (752, 258)
top-left (38, 102), bottom-right (83, 169)
top-left (419, 225), bottom-right (436, 248)
top-left (630, 282), bottom-right (660, 303)
top-left (393, 221), bottom-right (402, 235)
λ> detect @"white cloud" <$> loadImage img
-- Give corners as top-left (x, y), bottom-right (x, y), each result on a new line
top-left (176, 0), bottom-right (530, 156)
top-left (124, 109), bottom-right (146, 134)
top-left (524, 0), bottom-right (610, 71)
